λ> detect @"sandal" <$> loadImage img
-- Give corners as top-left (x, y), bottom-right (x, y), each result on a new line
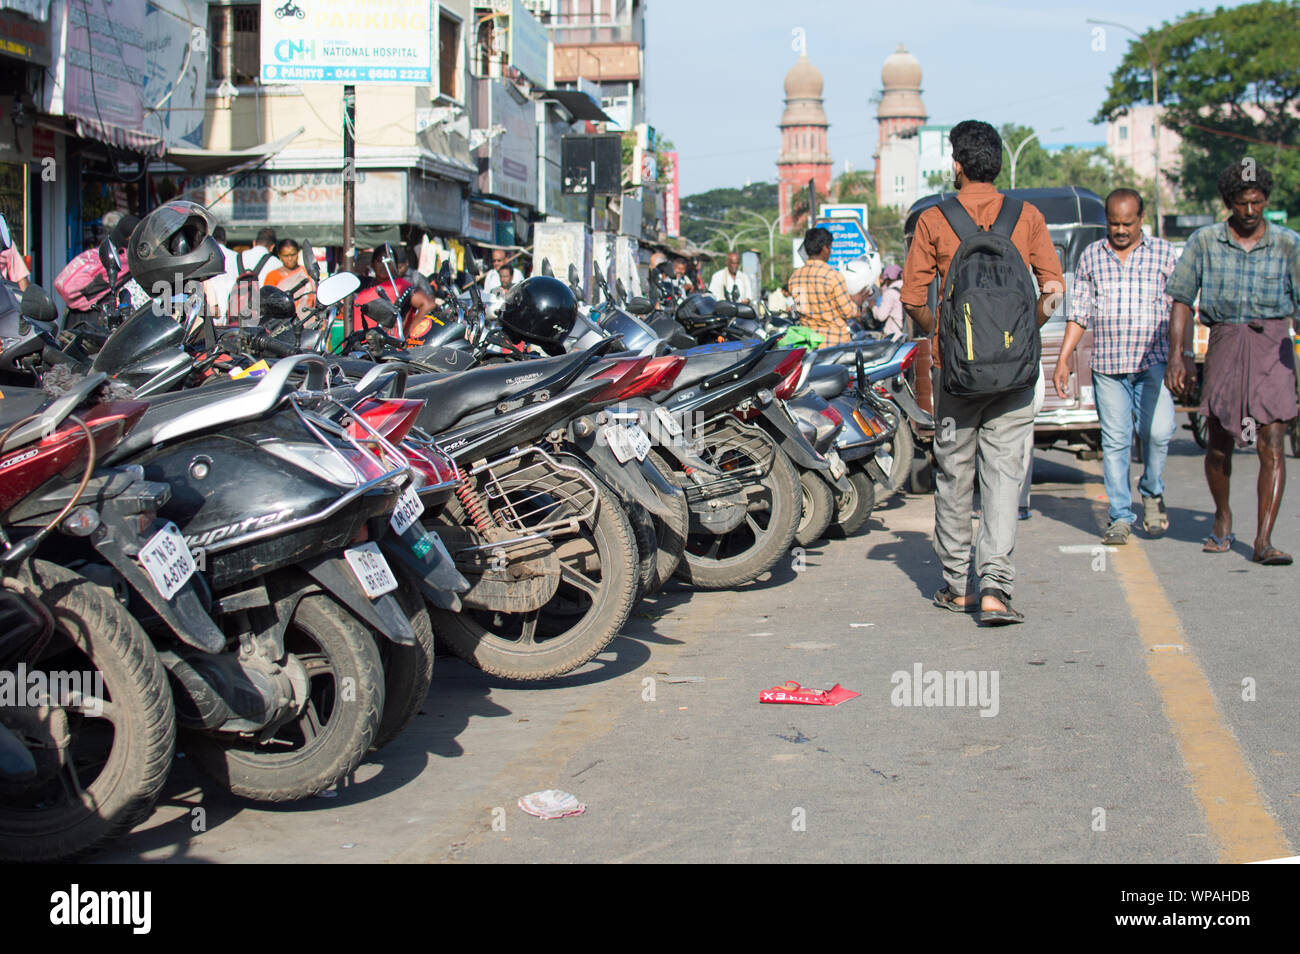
top-left (932, 587), bottom-right (976, 613)
top-left (1202, 532), bottom-right (1235, 553)
top-left (1252, 547), bottom-right (1293, 566)
top-left (977, 587), bottom-right (1024, 626)
top-left (1142, 495), bottom-right (1169, 537)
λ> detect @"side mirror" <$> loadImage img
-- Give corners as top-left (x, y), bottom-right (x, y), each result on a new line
top-left (19, 285), bottom-right (58, 324)
top-left (465, 254), bottom-right (481, 278)
top-left (301, 239), bottom-right (320, 283)
top-left (626, 297), bottom-right (652, 315)
top-left (316, 271), bottom-right (360, 307)
top-left (736, 304), bottom-right (756, 320)
top-left (567, 263), bottom-right (581, 287)
top-left (593, 260), bottom-right (605, 284)
top-left (0, 213), bottom-right (11, 251)
top-left (541, 258), bottom-right (554, 278)
top-left (361, 298), bottom-right (399, 330)
top-left (615, 278), bottom-right (627, 302)
top-left (714, 301), bottom-right (738, 318)
top-left (98, 240), bottom-right (120, 283)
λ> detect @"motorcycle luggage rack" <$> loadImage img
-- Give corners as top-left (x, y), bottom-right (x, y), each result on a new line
top-left (199, 393), bottom-right (412, 557)
top-left (402, 425), bottom-right (464, 495)
top-left (679, 413), bottom-right (777, 499)
top-left (456, 445), bottom-right (600, 553)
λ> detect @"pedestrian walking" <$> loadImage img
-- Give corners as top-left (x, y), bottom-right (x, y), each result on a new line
top-left (1165, 159), bottom-right (1300, 565)
top-left (788, 226), bottom-right (864, 346)
top-left (901, 120), bottom-right (1064, 624)
top-left (1055, 188), bottom-right (1180, 544)
top-left (875, 264), bottom-right (906, 337)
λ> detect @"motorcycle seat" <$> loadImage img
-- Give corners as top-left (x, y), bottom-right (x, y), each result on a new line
top-left (102, 379), bottom-right (253, 463)
top-left (662, 340), bottom-right (766, 393)
top-left (813, 339), bottom-right (899, 369)
top-left (403, 351), bottom-right (579, 434)
top-left (800, 363), bottom-right (850, 400)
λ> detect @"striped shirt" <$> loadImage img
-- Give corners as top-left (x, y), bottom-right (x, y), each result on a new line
top-left (1165, 221), bottom-right (1300, 324)
top-left (788, 258), bottom-right (858, 346)
top-left (1069, 235), bottom-right (1179, 375)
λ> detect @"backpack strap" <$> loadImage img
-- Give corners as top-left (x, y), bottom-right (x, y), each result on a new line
top-left (990, 197), bottom-right (1024, 239)
top-left (937, 198), bottom-right (980, 242)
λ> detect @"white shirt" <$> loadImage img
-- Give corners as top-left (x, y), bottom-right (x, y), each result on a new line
top-left (482, 268), bottom-right (502, 294)
top-left (709, 268), bottom-right (753, 302)
top-left (204, 243), bottom-right (240, 318)
top-left (239, 246), bottom-right (279, 284)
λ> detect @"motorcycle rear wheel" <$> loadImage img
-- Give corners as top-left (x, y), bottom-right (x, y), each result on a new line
top-left (794, 469), bottom-right (835, 547)
top-left (0, 560), bottom-right (175, 862)
top-left (187, 591), bottom-right (384, 801)
top-left (430, 464), bottom-right (638, 681)
top-left (828, 468), bottom-right (877, 538)
top-left (371, 571), bottom-right (434, 752)
top-left (675, 428), bottom-right (800, 589)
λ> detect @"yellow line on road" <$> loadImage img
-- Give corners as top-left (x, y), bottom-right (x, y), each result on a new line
top-left (1111, 537), bottom-right (1291, 863)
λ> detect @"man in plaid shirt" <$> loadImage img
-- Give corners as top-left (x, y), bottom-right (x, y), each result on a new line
top-left (788, 227), bottom-right (865, 346)
top-left (1054, 188), bottom-right (1180, 545)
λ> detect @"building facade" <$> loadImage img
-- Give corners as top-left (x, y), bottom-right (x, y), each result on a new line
top-left (873, 44), bottom-right (926, 208)
top-left (776, 54), bottom-right (831, 233)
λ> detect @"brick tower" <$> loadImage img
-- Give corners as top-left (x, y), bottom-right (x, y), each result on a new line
top-left (874, 44), bottom-right (927, 205)
top-left (777, 54), bottom-right (832, 233)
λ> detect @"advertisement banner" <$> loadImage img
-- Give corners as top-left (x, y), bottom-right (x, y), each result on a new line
top-left (175, 170), bottom-right (406, 226)
top-left (509, 0), bottom-right (549, 87)
top-left (665, 151), bottom-right (679, 238)
top-left (260, 0), bottom-right (433, 85)
top-left (485, 81), bottom-right (537, 207)
top-left (408, 175), bottom-right (463, 233)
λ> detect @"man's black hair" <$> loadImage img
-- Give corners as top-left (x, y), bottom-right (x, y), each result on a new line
top-left (255, 228), bottom-right (277, 247)
top-left (949, 120), bottom-right (1003, 183)
top-left (212, 225), bottom-right (227, 244)
top-left (804, 227), bottom-right (833, 257)
top-left (1218, 159), bottom-right (1273, 204)
top-left (1105, 188), bottom-right (1145, 217)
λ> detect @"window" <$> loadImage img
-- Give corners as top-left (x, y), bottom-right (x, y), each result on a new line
top-left (209, 3), bottom-right (260, 86)
top-left (439, 10), bottom-right (462, 100)
top-left (1118, 126), bottom-right (1129, 141)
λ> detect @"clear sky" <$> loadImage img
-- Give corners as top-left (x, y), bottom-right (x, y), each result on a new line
top-left (644, 0), bottom-right (1256, 196)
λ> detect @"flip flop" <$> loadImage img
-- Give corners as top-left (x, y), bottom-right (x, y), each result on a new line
top-left (977, 588), bottom-right (1024, 626)
top-left (1252, 548), bottom-right (1293, 566)
top-left (1202, 532), bottom-right (1235, 553)
top-left (932, 587), bottom-right (976, 613)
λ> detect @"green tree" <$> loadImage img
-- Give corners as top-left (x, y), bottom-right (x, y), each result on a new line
top-left (993, 123), bottom-right (1154, 203)
top-left (1095, 1), bottom-right (1300, 228)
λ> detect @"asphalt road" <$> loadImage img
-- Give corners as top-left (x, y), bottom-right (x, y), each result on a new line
top-left (99, 421), bottom-right (1300, 864)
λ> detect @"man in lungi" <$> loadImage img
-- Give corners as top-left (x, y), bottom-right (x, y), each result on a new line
top-left (1166, 159), bottom-right (1300, 565)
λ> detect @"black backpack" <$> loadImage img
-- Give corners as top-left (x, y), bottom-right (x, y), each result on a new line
top-left (936, 197), bottom-right (1040, 398)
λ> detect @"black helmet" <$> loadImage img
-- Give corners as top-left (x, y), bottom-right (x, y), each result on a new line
top-left (128, 200), bottom-right (218, 290)
top-left (497, 276), bottom-right (577, 355)
top-left (258, 286), bottom-right (295, 325)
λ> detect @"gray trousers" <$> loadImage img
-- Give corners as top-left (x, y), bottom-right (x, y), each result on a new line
top-left (932, 378), bottom-right (1036, 597)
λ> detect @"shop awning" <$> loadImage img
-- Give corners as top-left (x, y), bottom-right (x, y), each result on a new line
top-left (539, 89), bottom-right (612, 123)
top-left (163, 127), bottom-right (305, 175)
top-left (75, 116), bottom-right (165, 158)
top-left (222, 223), bottom-right (401, 251)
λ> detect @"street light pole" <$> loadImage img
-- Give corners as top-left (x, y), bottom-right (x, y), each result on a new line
top-left (1002, 127), bottom-right (1064, 189)
top-left (1087, 15), bottom-right (1211, 238)
top-left (740, 209), bottom-right (782, 285)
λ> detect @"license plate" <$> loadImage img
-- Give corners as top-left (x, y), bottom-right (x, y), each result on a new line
top-left (389, 486), bottom-right (425, 535)
top-left (826, 449), bottom-right (847, 481)
top-left (138, 522), bottom-right (197, 600)
top-left (604, 422), bottom-right (651, 463)
top-left (344, 542), bottom-right (398, 599)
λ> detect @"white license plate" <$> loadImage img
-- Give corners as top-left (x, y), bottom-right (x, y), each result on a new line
top-left (138, 522), bottom-right (197, 600)
top-left (604, 422), bottom-right (651, 464)
top-left (389, 486), bottom-right (425, 535)
top-left (344, 542), bottom-right (398, 599)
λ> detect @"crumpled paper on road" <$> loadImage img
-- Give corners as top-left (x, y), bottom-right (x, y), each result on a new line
top-left (518, 789), bottom-right (587, 819)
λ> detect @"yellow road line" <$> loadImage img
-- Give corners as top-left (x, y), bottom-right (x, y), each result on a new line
top-left (1112, 538), bottom-right (1291, 863)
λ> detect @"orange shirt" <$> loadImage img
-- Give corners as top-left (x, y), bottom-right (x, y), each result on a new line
top-left (900, 182), bottom-right (1064, 366)
top-left (264, 265), bottom-right (317, 319)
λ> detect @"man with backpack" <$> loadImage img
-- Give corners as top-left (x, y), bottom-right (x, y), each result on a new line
top-left (901, 120), bottom-right (1064, 625)
top-left (229, 228), bottom-right (279, 322)
top-left (54, 212), bottom-right (141, 322)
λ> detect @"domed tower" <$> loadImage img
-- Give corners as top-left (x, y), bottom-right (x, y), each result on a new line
top-left (777, 54), bottom-right (832, 233)
top-left (875, 44), bottom-right (928, 204)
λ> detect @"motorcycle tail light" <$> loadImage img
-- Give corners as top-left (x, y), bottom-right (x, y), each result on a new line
top-left (772, 348), bottom-right (807, 400)
top-left (612, 355), bottom-right (686, 399)
top-left (262, 442), bottom-right (360, 487)
top-left (853, 408), bottom-right (884, 438)
top-left (899, 344), bottom-right (917, 372)
top-left (62, 506), bottom-right (101, 537)
top-left (338, 448), bottom-right (390, 481)
top-left (405, 444), bottom-right (459, 489)
top-left (592, 357), bottom-right (650, 401)
top-left (820, 405), bottom-right (843, 428)
top-left (349, 398), bottom-right (425, 444)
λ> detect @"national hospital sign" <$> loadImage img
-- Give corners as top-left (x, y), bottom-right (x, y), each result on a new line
top-left (259, 0), bottom-right (434, 85)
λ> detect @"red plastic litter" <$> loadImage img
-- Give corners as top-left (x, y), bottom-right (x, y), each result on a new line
top-left (759, 681), bottom-right (859, 706)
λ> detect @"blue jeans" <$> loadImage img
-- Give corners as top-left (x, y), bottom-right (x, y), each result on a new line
top-left (1093, 365), bottom-right (1177, 525)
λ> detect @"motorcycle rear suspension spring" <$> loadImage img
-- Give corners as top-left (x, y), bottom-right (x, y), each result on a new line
top-left (455, 476), bottom-right (494, 533)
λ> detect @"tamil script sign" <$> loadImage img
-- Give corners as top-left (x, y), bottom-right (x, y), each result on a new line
top-left (815, 217), bottom-right (869, 270)
top-left (175, 170), bottom-right (406, 226)
top-left (260, 0), bottom-right (433, 85)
